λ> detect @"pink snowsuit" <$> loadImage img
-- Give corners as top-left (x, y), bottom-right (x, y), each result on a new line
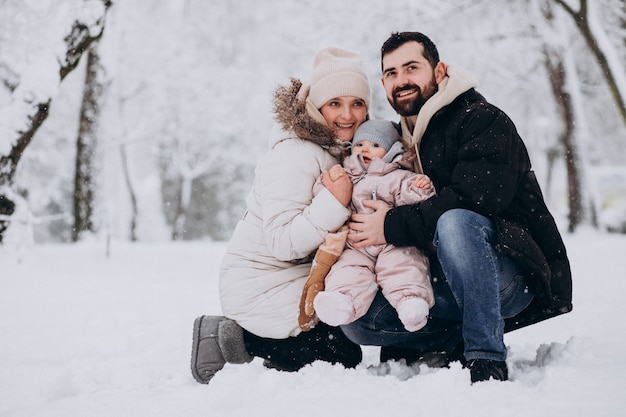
top-left (314, 153), bottom-right (436, 323)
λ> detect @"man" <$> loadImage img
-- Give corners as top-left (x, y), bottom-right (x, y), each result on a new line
top-left (342, 32), bottom-right (572, 383)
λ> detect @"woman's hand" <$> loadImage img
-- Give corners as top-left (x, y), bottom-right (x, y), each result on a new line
top-left (347, 200), bottom-right (389, 247)
top-left (322, 165), bottom-right (352, 207)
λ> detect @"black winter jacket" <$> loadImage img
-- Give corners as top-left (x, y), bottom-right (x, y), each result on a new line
top-left (385, 89), bottom-right (572, 331)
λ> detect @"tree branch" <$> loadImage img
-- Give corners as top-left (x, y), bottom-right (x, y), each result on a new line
top-left (1, 1), bottom-right (112, 188)
top-left (551, 0), bottom-right (579, 19)
top-left (551, 0), bottom-right (626, 126)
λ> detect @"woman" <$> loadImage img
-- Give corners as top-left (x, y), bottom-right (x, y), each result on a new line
top-left (191, 47), bottom-right (371, 384)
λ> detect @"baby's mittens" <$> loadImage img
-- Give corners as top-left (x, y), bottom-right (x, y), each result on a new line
top-left (397, 298), bottom-right (430, 332)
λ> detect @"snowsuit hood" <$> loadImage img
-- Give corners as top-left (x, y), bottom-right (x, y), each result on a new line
top-left (342, 154), bottom-right (430, 216)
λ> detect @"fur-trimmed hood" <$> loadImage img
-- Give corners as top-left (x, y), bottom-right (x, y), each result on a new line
top-left (272, 78), bottom-right (349, 160)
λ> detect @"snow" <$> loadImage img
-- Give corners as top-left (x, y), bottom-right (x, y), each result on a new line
top-left (1, 229), bottom-right (625, 416)
top-left (589, 166), bottom-right (626, 232)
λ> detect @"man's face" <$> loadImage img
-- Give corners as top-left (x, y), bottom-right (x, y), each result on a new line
top-left (381, 42), bottom-right (440, 117)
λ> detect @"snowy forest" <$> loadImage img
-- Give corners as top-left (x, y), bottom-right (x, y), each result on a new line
top-left (1, 0), bottom-right (626, 246)
top-left (2, 2), bottom-right (626, 415)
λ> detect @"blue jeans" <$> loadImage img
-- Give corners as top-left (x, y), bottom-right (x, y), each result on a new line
top-left (341, 209), bottom-right (534, 362)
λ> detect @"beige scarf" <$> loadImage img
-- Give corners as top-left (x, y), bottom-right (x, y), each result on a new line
top-left (400, 65), bottom-right (478, 173)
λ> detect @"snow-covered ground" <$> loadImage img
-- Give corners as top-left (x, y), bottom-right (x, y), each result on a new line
top-left (1, 229), bottom-right (624, 417)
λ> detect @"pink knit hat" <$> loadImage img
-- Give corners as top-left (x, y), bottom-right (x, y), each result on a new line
top-left (307, 47), bottom-right (370, 109)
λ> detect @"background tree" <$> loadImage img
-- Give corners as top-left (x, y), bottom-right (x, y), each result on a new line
top-left (71, 41), bottom-right (105, 242)
top-left (0, 0), bottom-right (111, 243)
top-left (535, 2), bottom-right (596, 231)
top-left (2, 0), bottom-right (624, 244)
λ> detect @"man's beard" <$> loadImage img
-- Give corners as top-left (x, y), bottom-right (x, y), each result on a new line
top-left (390, 79), bottom-right (438, 117)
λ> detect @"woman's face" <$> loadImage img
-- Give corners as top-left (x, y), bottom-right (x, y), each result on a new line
top-left (320, 96), bottom-right (368, 142)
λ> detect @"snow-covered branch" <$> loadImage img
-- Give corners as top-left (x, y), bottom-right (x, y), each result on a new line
top-left (551, 0), bottom-right (626, 127)
top-left (0, 0), bottom-right (111, 189)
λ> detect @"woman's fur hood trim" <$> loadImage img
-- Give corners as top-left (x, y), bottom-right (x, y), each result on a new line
top-left (272, 78), bottom-right (349, 159)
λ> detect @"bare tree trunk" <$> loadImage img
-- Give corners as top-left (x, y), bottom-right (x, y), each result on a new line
top-left (543, 146), bottom-right (560, 201)
top-left (171, 175), bottom-right (192, 241)
top-left (72, 42), bottom-right (104, 242)
top-left (171, 184), bottom-right (185, 241)
top-left (544, 51), bottom-right (584, 231)
top-left (539, 0), bottom-right (601, 231)
top-left (120, 144), bottom-right (138, 241)
top-left (0, 194), bottom-right (16, 243)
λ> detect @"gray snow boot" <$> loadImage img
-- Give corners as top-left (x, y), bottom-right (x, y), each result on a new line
top-left (191, 315), bottom-right (253, 384)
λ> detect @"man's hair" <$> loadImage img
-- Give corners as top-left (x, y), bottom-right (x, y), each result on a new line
top-left (381, 32), bottom-right (440, 70)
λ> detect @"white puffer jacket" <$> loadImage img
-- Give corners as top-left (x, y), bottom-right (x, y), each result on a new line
top-left (219, 80), bottom-right (351, 338)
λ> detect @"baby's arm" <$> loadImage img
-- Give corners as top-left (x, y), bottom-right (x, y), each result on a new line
top-left (328, 164), bottom-right (347, 182)
top-left (320, 164), bottom-right (352, 207)
top-left (412, 174), bottom-right (434, 192)
top-left (396, 173), bottom-right (436, 206)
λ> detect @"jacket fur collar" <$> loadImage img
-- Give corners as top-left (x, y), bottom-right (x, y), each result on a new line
top-left (272, 78), bottom-right (349, 159)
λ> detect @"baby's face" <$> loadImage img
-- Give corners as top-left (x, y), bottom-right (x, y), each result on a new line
top-left (352, 140), bottom-right (387, 166)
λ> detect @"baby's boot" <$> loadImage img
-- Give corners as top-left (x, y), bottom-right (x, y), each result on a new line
top-left (314, 291), bottom-right (354, 326)
top-left (397, 298), bottom-right (430, 332)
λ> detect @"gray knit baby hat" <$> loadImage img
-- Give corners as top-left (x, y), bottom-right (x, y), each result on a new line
top-left (351, 120), bottom-right (401, 151)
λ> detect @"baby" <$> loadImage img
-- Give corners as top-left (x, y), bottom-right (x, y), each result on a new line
top-left (301, 120), bottom-right (436, 332)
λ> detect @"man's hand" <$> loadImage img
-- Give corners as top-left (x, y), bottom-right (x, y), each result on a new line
top-left (347, 200), bottom-right (389, 248)
top-left (322, 165), bottom-right (352, 207)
